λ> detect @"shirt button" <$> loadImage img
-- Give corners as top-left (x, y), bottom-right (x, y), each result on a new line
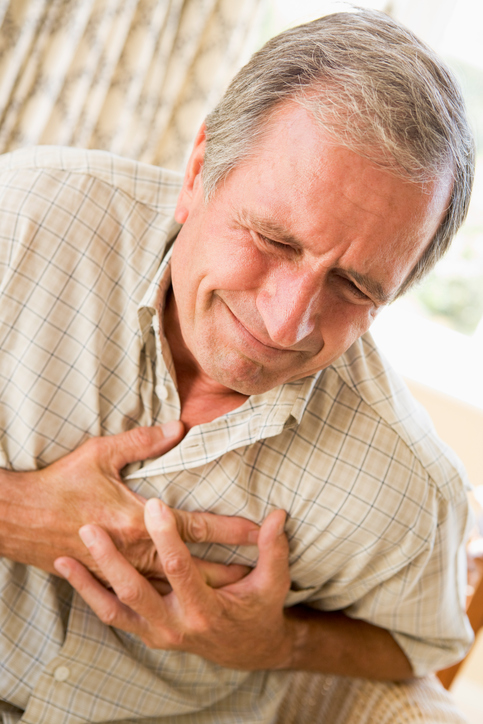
top-left (53, 665), bottom-right (70, 682)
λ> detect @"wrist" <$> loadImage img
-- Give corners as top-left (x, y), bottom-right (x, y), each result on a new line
top-left (0, 468), bottom-right (38, 557)
top-left (274, 609), bottom-right (309, 670)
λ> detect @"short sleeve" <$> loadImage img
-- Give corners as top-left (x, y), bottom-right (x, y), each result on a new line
top-left (339, 481), bottom-right (474, 676)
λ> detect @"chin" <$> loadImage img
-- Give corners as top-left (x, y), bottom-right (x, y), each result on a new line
top-left (202, 351), bottom-right (286, 396)
top-left (216, 367), bottom-right (279, 396)
top-left (226, 376), bottom-right (278, 396)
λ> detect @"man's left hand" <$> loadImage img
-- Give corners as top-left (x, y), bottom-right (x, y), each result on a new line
top-left (54, 501), bottom-right (293, 670)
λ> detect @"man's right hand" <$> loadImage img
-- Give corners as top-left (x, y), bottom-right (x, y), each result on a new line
top-left (0, 422), bottom-right (259, 588)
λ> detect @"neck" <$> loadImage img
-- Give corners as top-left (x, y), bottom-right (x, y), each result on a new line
top-left (163, 290), bottom-right (248, 431)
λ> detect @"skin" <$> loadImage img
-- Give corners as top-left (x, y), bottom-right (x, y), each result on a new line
top-left (0, 424), bottom-right (259, 590)
top-left (54, 104), bottom-right (453, 678)
top-left (167, 104), bottom-right (451, 420)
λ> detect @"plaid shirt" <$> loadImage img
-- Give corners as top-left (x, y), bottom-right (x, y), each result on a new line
top-left (0, 147), bottom-right (473, 724)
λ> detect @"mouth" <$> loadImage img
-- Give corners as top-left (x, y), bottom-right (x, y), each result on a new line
top-left (219, 297), bottom-right (314, 363)
top-left (221, 299), bottom-right (297, 357)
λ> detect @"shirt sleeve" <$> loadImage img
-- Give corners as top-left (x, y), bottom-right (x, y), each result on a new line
top-left (278, 351), bottom-right (476, 677)
top-left (302, 472), bottom-right (475, 677)
top-left (347, 481), bottom-right (474, 677)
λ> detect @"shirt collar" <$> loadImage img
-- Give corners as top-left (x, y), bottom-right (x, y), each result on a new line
top-left (129, 237), bottom-right (321, 477)
top-left (137, 242), bottom-right (174, 343)
top-left (126, 370), bottom-right (320, 479)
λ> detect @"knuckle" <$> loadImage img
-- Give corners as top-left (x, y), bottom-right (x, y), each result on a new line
top-left (165, 629), bottom-right (185, 648)
top-left (186, 513), bottom-right (209, 543)
top-left (98, 603), bottom-right (119, 627)
top-left (127, 426), bottom-right (153, 449)
top-left (190, 612), bottom-right (210, 636)
top-left (93, 546), bottom-right (116, 569)
top-left (116, 583), bottom-right (144, 609)
top-left (163, 552), bottom-right (191, 579)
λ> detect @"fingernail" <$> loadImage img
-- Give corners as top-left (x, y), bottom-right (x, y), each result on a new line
top-left (146, 498), bottom-right (163, 523)
top-left (54, 559), bottom-right (70, 578)
top-left (161, 420), bottom-right (181, 438)
top-left (79, 525), bottom-right (97, 547)
top-left (248, 529), bottom-right (259, 544)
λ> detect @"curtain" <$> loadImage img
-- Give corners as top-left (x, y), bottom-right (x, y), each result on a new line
top-left (0, 0), bottom-right (263, 170)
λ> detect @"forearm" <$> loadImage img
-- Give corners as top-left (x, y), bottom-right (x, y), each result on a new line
top-left (0, 467), bottom-right (44, 564)
top-left (282, 606), bottom-right (413, 680)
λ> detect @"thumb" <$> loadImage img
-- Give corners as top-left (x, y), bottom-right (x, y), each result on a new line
top-left (98, 421), bottom-right (185, 472)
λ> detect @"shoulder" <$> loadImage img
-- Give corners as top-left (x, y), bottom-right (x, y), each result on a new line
top-left (0, 146), bottom-right (183, 210)
top-left (305, 332), bottom-right (469, 504)
top-left (0, 146), bottom-right (181, 289)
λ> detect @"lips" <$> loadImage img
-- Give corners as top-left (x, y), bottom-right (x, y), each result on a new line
top-left (214, 288), bottom-right (325, 363)
top-left (233, 313), bottom-right (289, 351)
top-left (220, 299), bottom-right (309, 364)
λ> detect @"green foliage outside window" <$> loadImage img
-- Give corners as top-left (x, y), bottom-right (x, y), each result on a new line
top-left (409, 57), bottom-right (483, 336)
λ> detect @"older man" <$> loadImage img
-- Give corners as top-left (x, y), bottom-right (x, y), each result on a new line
top-left (0, 8), bottom-right (475, 724)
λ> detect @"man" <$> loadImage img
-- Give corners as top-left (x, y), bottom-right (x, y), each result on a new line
top-left (0, 8), bottom-right (475, 724)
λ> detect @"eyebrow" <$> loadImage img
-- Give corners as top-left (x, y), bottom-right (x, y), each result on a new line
top-left (237, 210), bottom-right (391, 305)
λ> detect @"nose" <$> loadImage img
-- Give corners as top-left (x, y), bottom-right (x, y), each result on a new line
top-left (255, 268), bottom-right (322, 349)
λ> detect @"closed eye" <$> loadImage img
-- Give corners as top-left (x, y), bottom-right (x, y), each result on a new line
top-left (258, 234), bottom-right (299, 255)
top-left (260, 234), bottom-right (287, 249)
top-left (337, 275), bottom-right (371, 302)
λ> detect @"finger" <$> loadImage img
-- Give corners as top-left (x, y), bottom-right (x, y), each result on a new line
top-left (194, 559), bottom-right (251, 588)
top-left (89, 422), bottom-right (185, 473)
top-left (78, 524), bottom-right (170, 624)
top-left (148, 560), bottom-right (250, 590)
top-left (244, 510), bottom-right (290, 599)
top-left (169, 508), bottom-right (259, 546)
top-left (145, 500), bottom-right (212, 611)
top-left (150, 579), bottom-right (173, 596)
top-left (54, 556), bottom-right (143, 633)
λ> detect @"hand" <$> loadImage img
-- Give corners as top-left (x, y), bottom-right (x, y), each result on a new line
top-left (54, 502), bottom-right (293, 670)
top-left (0, 424), bottom-right (259, 588)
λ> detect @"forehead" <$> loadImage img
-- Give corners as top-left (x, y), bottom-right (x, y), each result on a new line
top-left (239, 104), bottom-right (440, 210)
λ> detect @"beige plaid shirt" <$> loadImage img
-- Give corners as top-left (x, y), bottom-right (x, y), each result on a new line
top-left (0, 147), bottom-right (473, 724)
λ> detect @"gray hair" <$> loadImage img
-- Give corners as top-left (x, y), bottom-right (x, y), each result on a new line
top-left (203, 8), bottom-right (475, 296)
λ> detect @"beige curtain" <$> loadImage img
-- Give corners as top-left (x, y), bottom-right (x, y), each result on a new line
top-left (0, 0), bottom-right (263, 170)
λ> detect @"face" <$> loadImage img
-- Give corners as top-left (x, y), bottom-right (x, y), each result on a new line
top-left (170, 104), bottom-right (451, 396)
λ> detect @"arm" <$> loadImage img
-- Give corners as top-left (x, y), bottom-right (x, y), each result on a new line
top-left (284, 607), bottom-right (412, 679)
top-left (55, 500), bottom-right (413, 680)
top-left (0, 423), bottom-right (259, 588)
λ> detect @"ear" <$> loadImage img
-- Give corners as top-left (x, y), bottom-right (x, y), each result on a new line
top-left (175, 123), bottom-right (207, 224)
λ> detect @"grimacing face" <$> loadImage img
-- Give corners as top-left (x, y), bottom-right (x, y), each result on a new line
top-left (169, 104), bottom-right (452, 397)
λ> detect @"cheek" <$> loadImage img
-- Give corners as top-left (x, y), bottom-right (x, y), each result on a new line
top-left (223, 247), bottom-right (266, 289)
top-left (322, 303), bottom-right (375, 353)
top-left (202, 232), bottom-right (268, 291)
